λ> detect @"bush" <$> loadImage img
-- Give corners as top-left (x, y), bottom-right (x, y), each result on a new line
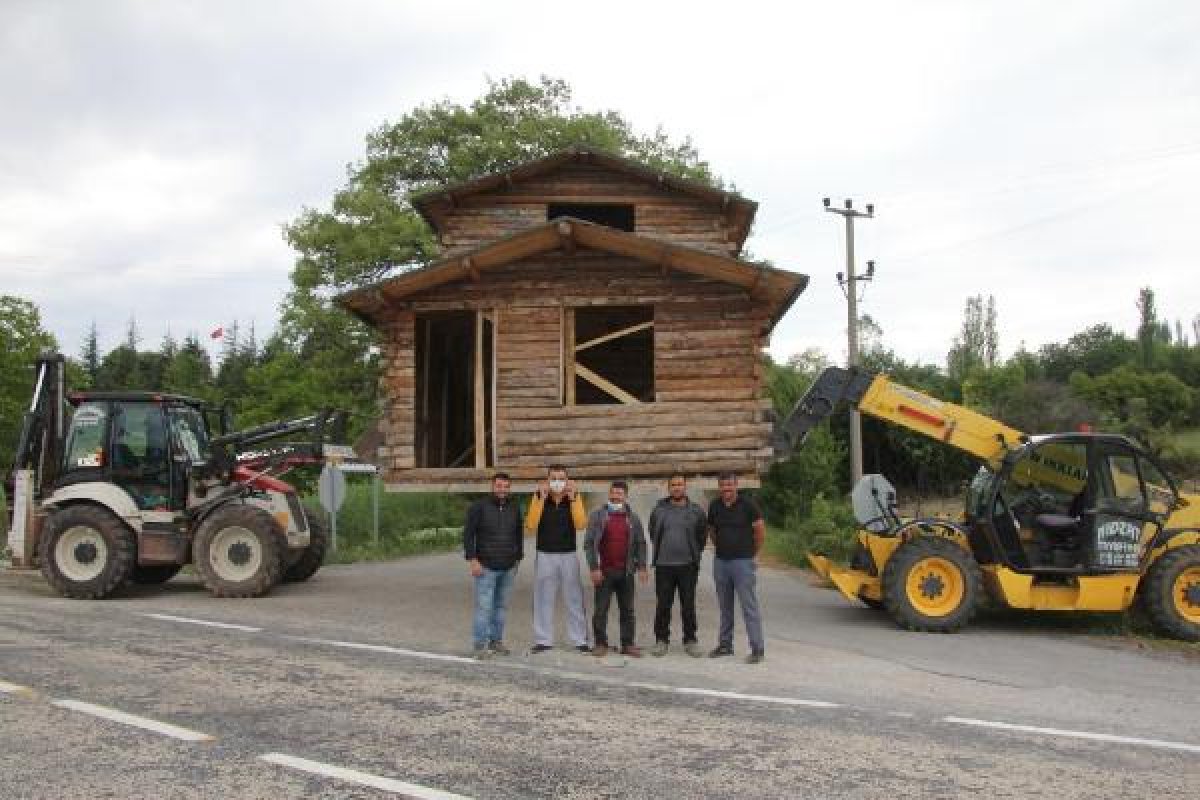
top-left (767, 493), bottom-right (858, 568)
top-left (304, 484), bottom-right (472, 563)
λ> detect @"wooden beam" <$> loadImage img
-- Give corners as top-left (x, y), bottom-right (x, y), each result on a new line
top-left (474, 310), bottom-right (486, 469)
top-left (462, 256), bottom-right (480, 283)
top-left (564, 307), bottom-right (576, 406)
top-left (574, 320), bottom-right (654, 353)
top-left (556, 220), bottom-right (575, 255)
top-left (490, 310), bottom-right (498, 468)
top-left (574, 363), bottom-right (640, 405)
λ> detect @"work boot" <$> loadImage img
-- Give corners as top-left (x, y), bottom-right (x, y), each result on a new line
top-left (591, 644), bottom-right (609, 657)
top-left (575, 644), bottom-right (592, 654)
top-left (745, 650), bottom-right (765, 665)
top-left (684, 642), bottom-right (703, 658)
top-left (488, 641), bottom-right (511, 656)
top-left (620, 645), bottom-right (643, 658)
top-left (472, 645), bottom-right (492, 661)
top-left (651, 641), bottom-right (669, 657)
top-left (708, 645), bottom-right (734, 658)
top-left (530, 644), bottom-right (553, 654)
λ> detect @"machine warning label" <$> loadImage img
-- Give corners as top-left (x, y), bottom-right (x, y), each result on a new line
top-left (1094, 517), bottom-right (1142, 569)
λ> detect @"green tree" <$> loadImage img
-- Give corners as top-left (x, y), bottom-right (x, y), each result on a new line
top-left (163, 334), bottom-right (214, 399)
top-left (947, 294), bottom-right (998, 384)
top-left (80, 321), bottom-right (100, 388)
top-left (0, 295), bottom-right (58, 470)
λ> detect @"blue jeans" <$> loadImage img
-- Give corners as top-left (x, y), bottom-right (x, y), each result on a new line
top-left (714, 557), bottom-right (764, 652)
top-left (473, 566), bottom-right (517, 647)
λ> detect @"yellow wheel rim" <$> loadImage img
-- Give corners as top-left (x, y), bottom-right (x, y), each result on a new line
top-left (905, 556), bottom-right (965, 617)
top-left (1173, 567), bottom-right (1200, 623)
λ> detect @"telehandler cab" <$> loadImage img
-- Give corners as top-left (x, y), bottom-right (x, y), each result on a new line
top-left (775, 366), bottom-right (1200, 640)
top-left (4, 353), bottom-right (352, 599)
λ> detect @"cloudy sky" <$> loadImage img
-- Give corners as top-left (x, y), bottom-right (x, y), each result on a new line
top-left (3, 0), bottom-right (1198, 368)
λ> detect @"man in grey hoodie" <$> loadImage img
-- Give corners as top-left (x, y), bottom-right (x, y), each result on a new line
top-left (647, 473), bottom-right (708, 657)
top-left (583, 481), bottom-right (648, 657)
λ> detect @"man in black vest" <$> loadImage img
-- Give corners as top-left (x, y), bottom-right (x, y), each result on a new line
top-left (463, 473), bottom-right (524, 659)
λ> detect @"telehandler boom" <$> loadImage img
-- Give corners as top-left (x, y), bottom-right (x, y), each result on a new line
top-left (777, 366), bottom-right (1200, 639)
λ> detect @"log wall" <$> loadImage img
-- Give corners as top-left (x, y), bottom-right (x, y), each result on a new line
top-left (376, 251), bottom-right (773, 486)
top-left (437, 164), bottom-right (736, 257)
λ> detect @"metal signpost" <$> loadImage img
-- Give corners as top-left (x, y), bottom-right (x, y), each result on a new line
top-left (317, 463), bottom-right (347, 554)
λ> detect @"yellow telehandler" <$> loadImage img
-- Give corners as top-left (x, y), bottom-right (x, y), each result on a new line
top-left (775, 366), bottom-right (1200, 639)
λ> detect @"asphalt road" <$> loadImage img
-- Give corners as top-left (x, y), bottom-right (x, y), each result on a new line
top-left (1, 551), bottom-right (1198, 799)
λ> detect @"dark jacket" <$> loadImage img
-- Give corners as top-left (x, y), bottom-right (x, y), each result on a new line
top-left (647, 497), bottom-right (707, 567)
top-left (583, 505), bottom-right (647, 575)
top-left (463, 495), bottom-right (523, 570)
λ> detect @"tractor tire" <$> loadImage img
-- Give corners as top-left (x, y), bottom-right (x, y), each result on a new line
top-left (192, 504), bottom-right (284, 598)
top-left (39, 505), bottom-right (137, 599)
top-left (283, 512), bottom-right (328, 583)
top-left (1142, 544), bottom-right (1200, 642)
top-left (882, 536), bottom-right (982, 633)
top-left (129, 564), bottom-right (182, 585)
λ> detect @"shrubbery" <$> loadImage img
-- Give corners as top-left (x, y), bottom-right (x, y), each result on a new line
top-left (304, 484), bottom-right (471, 563)
top-left (767, 493), bottom-right (858, 567)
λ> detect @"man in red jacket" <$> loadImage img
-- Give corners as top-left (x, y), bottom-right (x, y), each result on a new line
top-left (583, 481), bottom-right (648, 657)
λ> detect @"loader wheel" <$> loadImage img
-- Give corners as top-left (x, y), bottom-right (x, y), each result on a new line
top-left (39, 505), bottom-right (136, 599)
top-left (282, 511), bottom-right (328, 583)
top-left (193, 505), bottom-right (284, 598)
top-left (882, 536), bottom-right (981, 633)
top-left (130, 564), bottom-right (182, 585)
top-left (1142, 545), bottom-right (1200, 642)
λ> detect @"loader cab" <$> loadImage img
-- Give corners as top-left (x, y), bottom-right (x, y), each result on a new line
top-left (58, 393), bottom-right (214, 512)
top-left (971, 434), bottom-right (1179, 574)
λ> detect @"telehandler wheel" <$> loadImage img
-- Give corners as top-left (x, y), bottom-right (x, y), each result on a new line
top-left (882, 536), bottom-right (981, 633)
top-left (39, 505), bottom-right (136, 599)
top-left (129, 565), bottom-right (182, 585)
top-left (1142, 544), bottom-right (1200, 642)
top-left (282, 512), bottom-right (328, 583)
top-left (193, 505), bottom-right (284, 598)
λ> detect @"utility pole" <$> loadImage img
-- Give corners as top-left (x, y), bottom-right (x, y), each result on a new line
top-left (824, 197), bottom-right (875, 485)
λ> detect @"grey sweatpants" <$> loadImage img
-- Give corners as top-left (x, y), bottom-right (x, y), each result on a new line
top-left (533, 551), bottom-right (589, 647)
top-left (714, 557), bottom-right (764, 652)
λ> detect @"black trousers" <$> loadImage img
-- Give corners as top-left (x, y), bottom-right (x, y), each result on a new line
top-left (654, 564), bottom-right (699, 644)
top-left (593, 570), bottom-right (636, 647)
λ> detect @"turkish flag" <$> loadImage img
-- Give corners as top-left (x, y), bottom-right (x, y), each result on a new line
top-left (210, 327), bottom-right (224, 340)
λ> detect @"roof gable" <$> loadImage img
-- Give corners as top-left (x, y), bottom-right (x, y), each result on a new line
top-left (411, 147), bottom-right (758, 251)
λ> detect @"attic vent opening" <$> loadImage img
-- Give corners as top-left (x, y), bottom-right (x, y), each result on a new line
top-left (547, 203), bottom-right (634, 232)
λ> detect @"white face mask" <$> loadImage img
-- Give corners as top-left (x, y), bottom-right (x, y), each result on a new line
top-left (548, 479), bottom-right (567, 493)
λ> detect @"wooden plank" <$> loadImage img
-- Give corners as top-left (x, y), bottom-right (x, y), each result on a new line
top-left (504, 437), bottom-right (768, 456)
top-left (574, 320), bottom-right (654, 353)
top-left (500, 423), bottom-right (771, 445)
top-left (564, 307), bottom-right (576, 406)
top-left (574, 363), bottom-right (639, 405)
top-left (500, 411), bottom-right (763, 433)
top-left (474, 310), bottom-right (485, 469)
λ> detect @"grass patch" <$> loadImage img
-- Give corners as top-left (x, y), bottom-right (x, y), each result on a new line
top-left (303, 485), bottom-right (472, 564)
top-left (766, 494), bottom-right (858, 568)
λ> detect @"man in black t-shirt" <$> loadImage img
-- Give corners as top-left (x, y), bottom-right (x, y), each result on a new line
top-left (706, 472), bottom-right (766, 663)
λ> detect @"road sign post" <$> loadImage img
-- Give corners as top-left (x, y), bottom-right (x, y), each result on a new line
top-left (318, 464), bottom-right (347, 554)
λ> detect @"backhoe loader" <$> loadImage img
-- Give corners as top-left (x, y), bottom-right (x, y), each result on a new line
top-left (4, 353), bottom-right (351, 599)
top-left (775, 366), bottom-right (1200, 639)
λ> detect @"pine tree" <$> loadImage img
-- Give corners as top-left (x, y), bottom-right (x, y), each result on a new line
top-left (80, 321), bottom-right (100, 388)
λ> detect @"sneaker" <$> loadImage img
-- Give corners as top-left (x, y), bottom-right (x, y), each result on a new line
top-left (708, 645), bottom-right (734, 658)
top-left (472, 645), bottom-right (492, 661)
top-left (620, 645), bottom-right (643, 658)
top-left (745, 651), bottom-right (765, 665)
top-left (575, 644), bottom-right (592, 654)
top-left (530, 644), bottom-right (553, 654)
top-left (488, 641), bottom-right (511, 656)
top-left (591, 644), bottom-right (609, 657)
top-left (651, 641), bottom-right (669, 657)
top-left (684, 642), bottom-right (703, 658)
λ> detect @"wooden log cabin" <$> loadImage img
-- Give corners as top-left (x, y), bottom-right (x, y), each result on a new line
top-left (337, 147), bottom-right (808, 491)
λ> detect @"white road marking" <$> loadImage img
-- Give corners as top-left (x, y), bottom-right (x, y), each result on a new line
top-left (139, 612), bottom-right (262, 632)
top-left (0, 679), bottom-right (35, 697)
top-left (674, 687), bottom-right (841, 709)
top-left (260, 753), bottom-right (473, 798)
top-left (944, 717), bottom-right (1200, 754)
top-left (51, 699), bottom-right (215, 742)
top-left (298, 637), bottom-right (475, 664)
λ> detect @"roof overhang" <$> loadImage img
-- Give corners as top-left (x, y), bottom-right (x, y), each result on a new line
top-left (411, 146), bottom-right (758, 253)
top-left (337, 218), bottom-right (806, 332)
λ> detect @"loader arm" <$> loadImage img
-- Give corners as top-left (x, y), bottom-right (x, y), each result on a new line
top-left (774, 366), bottom-right (1027, 469)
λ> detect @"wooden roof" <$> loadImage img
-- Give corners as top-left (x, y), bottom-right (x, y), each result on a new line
top-left (337, 218), bottom-right (807, 331)
top-left (411, 146), bottom-right (759, 252)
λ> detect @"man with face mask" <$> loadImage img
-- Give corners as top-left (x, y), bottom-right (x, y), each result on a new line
top-left (583, 481), bottom-right (648, 657)
top-left (524, 465), bottom-right (590, 653)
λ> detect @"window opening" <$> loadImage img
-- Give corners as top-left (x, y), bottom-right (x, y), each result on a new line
top-left (547, 203), bottom-right (635, 232)
top-left (415, 311), bottom-right (494, 468)
top-left (566, 306), bottom-right (654, 405)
